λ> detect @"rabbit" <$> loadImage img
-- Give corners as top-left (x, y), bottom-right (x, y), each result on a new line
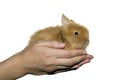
top-left (29, 14), bottom-right (89, 49)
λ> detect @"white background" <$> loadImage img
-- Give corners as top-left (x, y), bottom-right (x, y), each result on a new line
top-left (0, 0), bottom-right (120, 80)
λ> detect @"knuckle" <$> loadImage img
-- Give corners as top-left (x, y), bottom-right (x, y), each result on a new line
top-left (46, 62), bottom-right (52, 66)
top-left (73, 51), bottom-right (79, 55)
top-left (79, 50), bottom-right (87, 54)
top-left (65, 50), bottom-right (78, 58)
top-left (45, 61), bottom-right (53, 68)
top-left (64, 60), bottom-right (74, 67)
top-left (46, 67), bottom-right (56, 73)
top-left (45, 59), bottom-right (55, 67)
top-left (73, 50), bottom-right (82, 55)
top-left (44, 52), bottom-right (51, 57)
top-left (65, 51), bottom-right (72, 57)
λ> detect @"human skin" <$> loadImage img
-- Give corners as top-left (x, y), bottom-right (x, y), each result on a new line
top-left (0, 41), bottom-right (93, 80)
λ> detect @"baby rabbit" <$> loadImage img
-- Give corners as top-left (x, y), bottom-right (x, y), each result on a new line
top-left (29, 14), bottom-right (89, 49)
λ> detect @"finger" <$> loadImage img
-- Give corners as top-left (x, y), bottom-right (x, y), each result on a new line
top-left (79, 59), bottom-right (91, 66)
top-left (72, 54), bottom-right (94, 69)
top-left (51, 49), bottom-right (87, 58)
top-left (50, 68), bottom-right (72, 74)
top-left (56, 55), bottom-right (87, 66)
top-left (48, 65), bottom-right (76, 74)
top-left (36, 40), bottom-right (65, 48)
top-left (72, 59), bottom-right (91, 69)
top-left (86, 54), bottom-right (94, 59)
top-left (47, 66), bottom-right (71, 74)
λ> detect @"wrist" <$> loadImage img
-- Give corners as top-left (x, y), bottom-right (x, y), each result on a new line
top-left (13, 52), bottom-right (28, 78)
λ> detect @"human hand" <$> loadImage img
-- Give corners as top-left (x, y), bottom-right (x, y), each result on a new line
top-left (21, 41), bottom-right (93, 75)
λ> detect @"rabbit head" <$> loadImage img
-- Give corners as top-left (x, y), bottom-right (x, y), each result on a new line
top-left (60, 14), bottom-right (89, 49)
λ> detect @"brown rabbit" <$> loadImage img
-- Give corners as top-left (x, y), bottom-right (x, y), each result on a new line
top-left (29, 14), bottom-right (89, 49)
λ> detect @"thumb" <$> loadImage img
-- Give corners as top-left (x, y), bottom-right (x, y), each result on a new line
top-left (37, 41), bottom-right (65, 49)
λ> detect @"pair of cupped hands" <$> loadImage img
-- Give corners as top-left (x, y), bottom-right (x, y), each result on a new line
top-left (22, 40), bottom-right (93, 75)
top-left (0, 41), bottom-right (93, 80)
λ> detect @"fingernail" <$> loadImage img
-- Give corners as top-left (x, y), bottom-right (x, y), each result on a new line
top-left (59, 43), bottom-right (65, 47)
top-left (87, 55), bottom-right (94, 59)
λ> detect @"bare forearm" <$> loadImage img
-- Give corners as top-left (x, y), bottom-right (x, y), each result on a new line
top-left (0, 53), bottom-right (27, 80)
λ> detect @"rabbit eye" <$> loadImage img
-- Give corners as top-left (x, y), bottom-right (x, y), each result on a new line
top-left (74, 32), bottom-right (79, 35)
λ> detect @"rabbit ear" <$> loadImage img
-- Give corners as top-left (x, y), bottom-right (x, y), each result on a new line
top-left (62, 14), bottom-right (72, 26)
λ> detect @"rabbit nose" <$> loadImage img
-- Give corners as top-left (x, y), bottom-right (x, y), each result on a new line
top-left (85, 38), bottom-right (89, 42)
top-left (85, 40), bottom-right (89, 45)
